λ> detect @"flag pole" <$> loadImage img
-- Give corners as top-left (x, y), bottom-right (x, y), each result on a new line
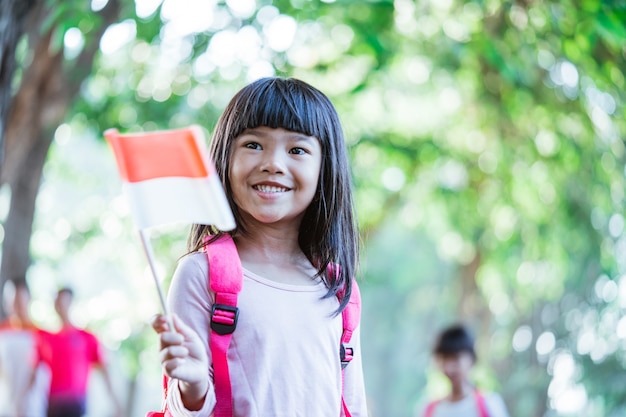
top-left (138, 229), bottom-right (176, 333)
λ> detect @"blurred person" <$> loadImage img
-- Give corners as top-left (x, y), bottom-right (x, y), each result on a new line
top-left (0, 280), bottom-right (50, 417)
top-left (420, 323), bottom-right (510, 417)
top-left (38, 287), bottom-right (123, 417)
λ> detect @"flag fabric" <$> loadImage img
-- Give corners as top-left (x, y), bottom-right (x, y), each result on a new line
top-left (105, 125), bottom-right (235, 231)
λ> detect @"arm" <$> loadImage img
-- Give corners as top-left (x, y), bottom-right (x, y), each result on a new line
top-left (486, 392), bottom-right (511, 417)
top-left (153, 315), bottom-right (210, 411)
top-left (342, 325), bottom-right (369, 417)
top-left (94, 362), bottom-right (125, 417)
top-left (19, 330), bottom-right (50, 417)
top-left (16, 363), bottom-right (40, 416)
top-left (88, 332), bottom-right (125, 417)
top-left (153, 252), bottom-right (216, 415)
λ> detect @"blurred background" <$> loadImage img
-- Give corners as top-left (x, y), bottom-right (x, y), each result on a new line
top-left (0, 0), bottom-right (624, 416)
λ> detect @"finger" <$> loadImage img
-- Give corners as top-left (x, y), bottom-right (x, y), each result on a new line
top-left (170, 314), bottom-right (204, 345)
top-left (151, 314), bottom-right (169, 333)
top-left (160, 330), bottom-right (185, 345)
top-left (171, 314), bottom-right (194, 335)
top-left (170, 314), bottom-right (208, 361)
top-left (162, 357), bottom-right (184, 376)
top-left (158, 331), bottom-right (185, 352)
top-left (162, 356), bottom-right (198, 379)
top-left (159, 345), bottom-right (190, 363)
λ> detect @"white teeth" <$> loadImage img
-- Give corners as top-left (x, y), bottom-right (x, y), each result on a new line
top-left (255, 185), bottom-right (287, 193)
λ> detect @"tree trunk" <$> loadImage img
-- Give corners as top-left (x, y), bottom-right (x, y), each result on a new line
top-left (0, 0), bottom-right (121, 319)
top-left (0, 0), bottom-right (37, 171)
top-left (457, 251), bottom-right (488, 323)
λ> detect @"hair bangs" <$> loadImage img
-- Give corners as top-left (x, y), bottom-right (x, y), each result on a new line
top-left (233, 78), bottom-right (326, 140)
top-left (435, 339), bottom-right (474, 355)
top-left (434, 324), bottom-right (476, 358)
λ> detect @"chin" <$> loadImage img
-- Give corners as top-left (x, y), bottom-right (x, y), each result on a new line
top-left (253, 215), bottom-right (284, 225)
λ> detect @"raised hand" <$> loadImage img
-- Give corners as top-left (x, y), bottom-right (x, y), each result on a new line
top-left (152, 314), bottom-right (210, 410)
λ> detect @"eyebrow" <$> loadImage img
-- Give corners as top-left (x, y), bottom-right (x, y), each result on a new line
top-left (240, 129), bottom-right (318, 143)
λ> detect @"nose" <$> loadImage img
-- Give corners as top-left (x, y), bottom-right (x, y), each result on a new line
top-left (259, 149), bottom-right (285, 174)
top-left (442, 361), bottom-right (458, 375)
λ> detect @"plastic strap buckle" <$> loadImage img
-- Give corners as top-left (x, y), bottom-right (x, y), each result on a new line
top-left (340, 344), bottom-right (354, 369)
top-left (211, 304), bottom-right (239, 335)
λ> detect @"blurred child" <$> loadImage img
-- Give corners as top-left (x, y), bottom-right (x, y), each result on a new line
top-left (421, 324), bottom-right (509, 417)
top-left (0, 280), bottom-right (50, 417)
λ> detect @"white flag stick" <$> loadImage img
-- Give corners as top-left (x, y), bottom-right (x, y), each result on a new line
top-left (138, 229), bottom-right (176, 333)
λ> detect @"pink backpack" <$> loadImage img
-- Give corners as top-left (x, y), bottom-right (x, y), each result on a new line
top-left (424, 389), bottom-right (490, 417)
top-left (147, 234), bottom-right (361, 417)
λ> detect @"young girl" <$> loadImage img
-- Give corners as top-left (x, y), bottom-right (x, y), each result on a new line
top-left (152, 77), bottom-right (368, 416)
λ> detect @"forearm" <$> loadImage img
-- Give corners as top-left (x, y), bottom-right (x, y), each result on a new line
top-left (343, 326), bottom-right (369, 416)
top-left (98, 365), bottom-right (124, 414)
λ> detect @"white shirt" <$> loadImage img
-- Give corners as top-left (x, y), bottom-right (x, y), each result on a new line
top-left (0, 326), bottom-right (50, 417)
top-left (166, 252), bottom-right (368, 417)
top-left (419, 392), bottom-right (510, 417)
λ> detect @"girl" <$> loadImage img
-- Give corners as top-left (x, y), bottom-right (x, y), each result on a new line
top-left (152, 77), bottom-right (368, 416)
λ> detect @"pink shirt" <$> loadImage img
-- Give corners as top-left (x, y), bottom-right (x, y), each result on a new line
top-left (39, 325), bottom-right (103, 399)
top-left (166, 252), bottom-right (368, 417)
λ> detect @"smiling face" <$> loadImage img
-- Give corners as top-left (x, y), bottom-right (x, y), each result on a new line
top-left (229, 126), bottom-right (322, 229)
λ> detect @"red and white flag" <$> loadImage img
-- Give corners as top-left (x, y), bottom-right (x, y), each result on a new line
top-left (105, 125), bottom-right (235, 231)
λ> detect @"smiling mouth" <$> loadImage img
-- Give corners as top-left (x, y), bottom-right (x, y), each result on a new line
top-left (253, 185), bottom-right (289, 193)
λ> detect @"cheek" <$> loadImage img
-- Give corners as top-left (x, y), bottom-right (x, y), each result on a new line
top-left (228, 160), bottom-right (246, 188)
top-left (460, 361), bottom-right (473, 373)
top-left (308, 159), bottom-right (322, 190)
top-left (228, 149), bottom-right (246, 179)
top-left (227, 168), bottom-right (245, 206)
top-left (304, 171), bottom-right (321, 202)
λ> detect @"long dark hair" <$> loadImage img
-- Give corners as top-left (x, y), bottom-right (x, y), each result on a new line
top-left (188, 77), bottom-right (359, 312)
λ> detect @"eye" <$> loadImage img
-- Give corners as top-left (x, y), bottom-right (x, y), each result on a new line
top-left (244, 141), bottom-right (262, 150)
top-left (289, 147), bottom-right (307, 155)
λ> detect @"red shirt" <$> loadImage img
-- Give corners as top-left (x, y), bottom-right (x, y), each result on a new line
top-left (38, 325), bottom-right (103, 400)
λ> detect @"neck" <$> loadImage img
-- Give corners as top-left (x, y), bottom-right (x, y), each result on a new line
top-left (449, 381), bottom-right (474, 401)
top-left (9, 315), bottom-right (32, 329)
top-left (235, 224), bottom-right (303, 263)
top-left (234, 225), bottom-right (318, 285)
top-left (59, 316), bottom-right (72, 327)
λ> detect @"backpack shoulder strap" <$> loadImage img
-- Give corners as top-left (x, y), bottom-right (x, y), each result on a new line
top-left (339, 279), bottom-right (361, 365)
top-left (341, 279), bottom-right (361, 340)
top-left (205, 234), bottom-right (242, 417)
top-left (206, 234), bottom-right (243, 297)
top-left (337, 278), bottom-right (361, 417)
top-left (474, 389), bottom-right (490, 417)
top-left (423, 400), bottom-right (440, 417)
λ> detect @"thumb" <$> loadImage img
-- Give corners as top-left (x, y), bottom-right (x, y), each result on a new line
top-left (169, 314), bottom-right (200, 341)
top-left (170, 314), bottom-right (207, 361)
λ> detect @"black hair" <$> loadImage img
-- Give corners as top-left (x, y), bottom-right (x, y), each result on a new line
top-left (188, 77), bottom-right (359, 313)
top-left (57, 287), bottom-right (74, 298)
top-left (13, 279), bottom-right (30, 294)
top-left (433, 323), bottom-right (477, 360)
